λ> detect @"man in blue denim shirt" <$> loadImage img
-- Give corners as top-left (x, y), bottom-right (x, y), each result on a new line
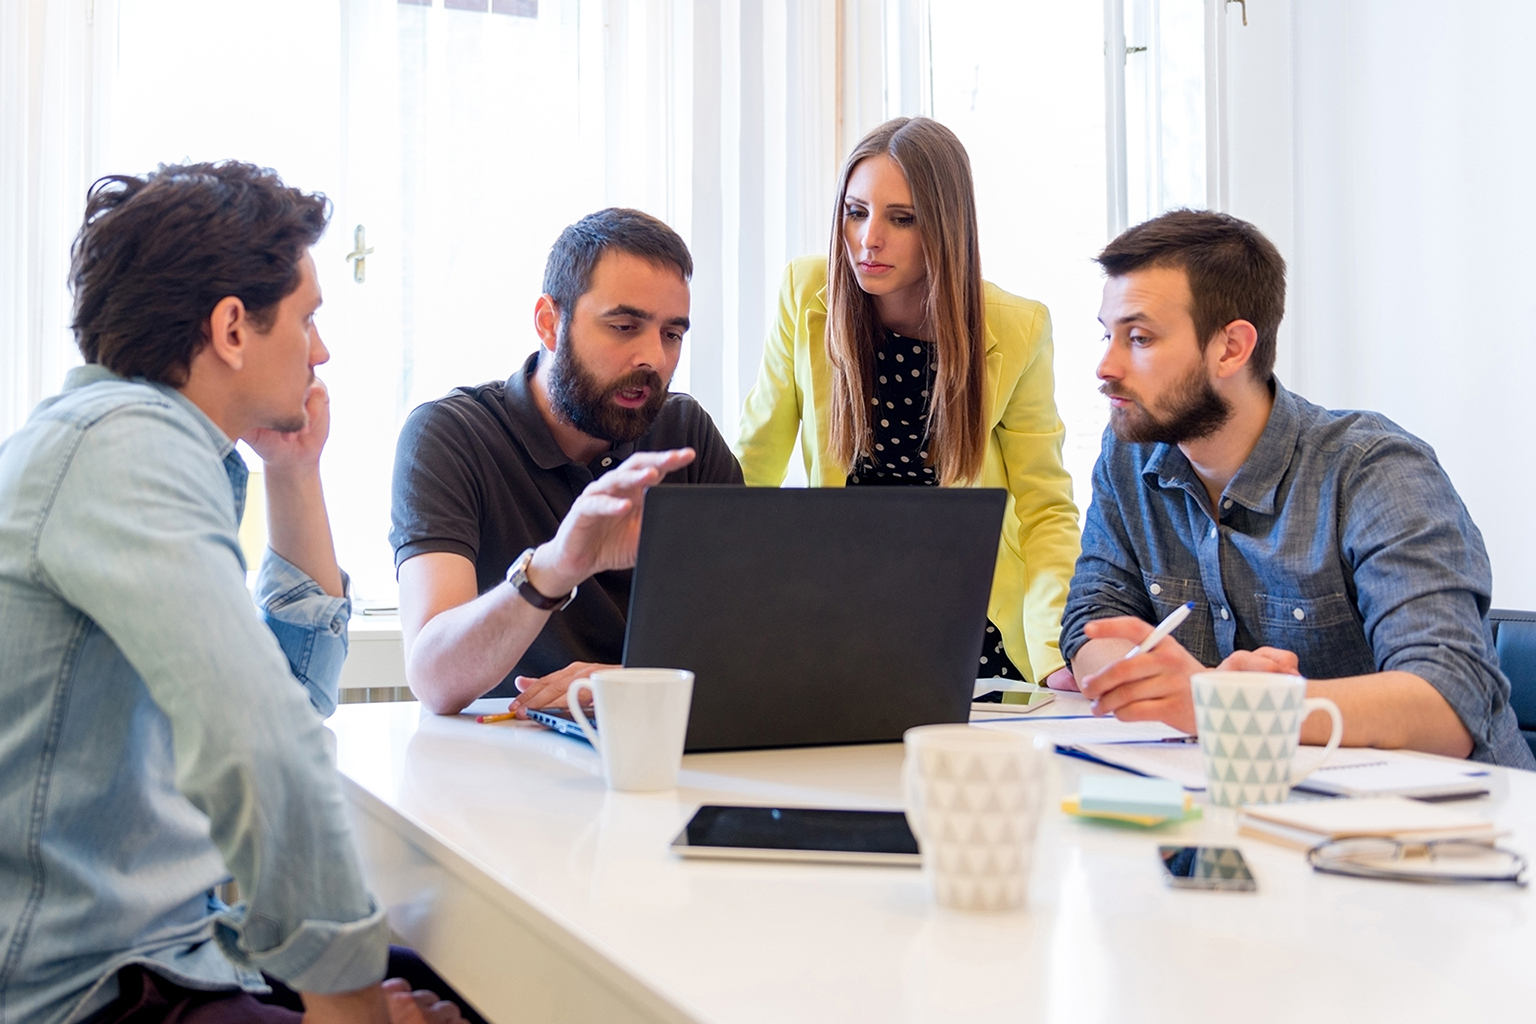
top-left (0, 164), bottom-right (470, 1024)
top-left (1061, 210), bottom-right (1533, 769)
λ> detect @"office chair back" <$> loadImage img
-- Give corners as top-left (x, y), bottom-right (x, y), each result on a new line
top-left (1489, 609), bottom-right (1536, 761)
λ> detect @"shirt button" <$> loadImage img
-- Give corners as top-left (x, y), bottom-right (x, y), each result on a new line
top-left (601, 457), bottom-right (612, 467)
top-left (1209, 526), bottom-right (1218, 539)
top-left (1222, 499), bottom-right (1233, 510)
top-left (1149, 583), bottom-right (1162, 596)
top-left (1293, 607), bottom-right (1306, 621)
top-left (1220, 607), bottom-right (1230, 620)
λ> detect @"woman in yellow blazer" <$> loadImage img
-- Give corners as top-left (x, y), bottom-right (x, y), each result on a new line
top-left (734, 117), bottom-right (1082, 688)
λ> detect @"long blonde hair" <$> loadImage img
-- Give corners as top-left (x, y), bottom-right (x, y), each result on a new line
top-left (825, 117), bottom-right (987, 485)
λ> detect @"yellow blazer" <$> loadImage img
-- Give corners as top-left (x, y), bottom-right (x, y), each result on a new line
top-left (734, 256), bottom-right (1081, 682)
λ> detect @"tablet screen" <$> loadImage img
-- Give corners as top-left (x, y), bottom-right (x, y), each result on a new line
top-left (674, 805), bottom-right (920, 864)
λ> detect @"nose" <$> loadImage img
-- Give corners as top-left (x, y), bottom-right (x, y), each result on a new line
top-left (859, 218), bottom-right (882, 254)
top-left (310, 323), bottom-right (330, 368)
top-left (1096, 337), bottom-right (1121, 382)
top-left (633, 327), bottom-right (666, 371)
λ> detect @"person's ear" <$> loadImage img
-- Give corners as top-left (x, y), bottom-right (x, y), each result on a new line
top-left (534, 295), bottom-right (561, 354)
top-left (204, 296), bottom-right (250, 372)
top-left (1210, 319), bottom-right (1258, 380)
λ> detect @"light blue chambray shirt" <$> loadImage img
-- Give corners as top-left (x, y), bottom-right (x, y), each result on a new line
top-left (0, 366), bottom-right (389, 1024)
top-left (1061, 381), bottom-right (1534, 769)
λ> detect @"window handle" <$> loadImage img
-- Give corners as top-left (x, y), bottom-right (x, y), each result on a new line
top-left (345, 225), bottom-right (375, 283)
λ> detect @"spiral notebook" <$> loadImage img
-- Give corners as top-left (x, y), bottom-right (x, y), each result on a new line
top-left (1063, 743), bottom-right (1491, 800)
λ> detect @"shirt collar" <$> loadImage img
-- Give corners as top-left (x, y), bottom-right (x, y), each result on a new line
top-left (65, 364), bottom-right (236, 457)
top-left (814, 282), bottom-right (1001, 354)
top-left (1222, 379), bottom-right (1299, 515)
top-left (63, 363), bottom-right (248, 518)
top-left (501, 351), bottom-right (636, 472)
top-left (1139, 378), bottom-right (1296, 516)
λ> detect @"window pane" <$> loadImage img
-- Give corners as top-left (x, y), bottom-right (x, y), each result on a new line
top-left (929, 1), bottom-right (1109, 512)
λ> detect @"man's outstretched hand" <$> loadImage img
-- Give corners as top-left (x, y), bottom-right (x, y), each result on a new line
top-left (525, 448), bottom-right (696, 597)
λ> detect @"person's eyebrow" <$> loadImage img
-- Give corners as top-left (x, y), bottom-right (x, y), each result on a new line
top-left (600, 304), bottom-right (654, 320)
top-left (664, 316), bottom-right (691, 331)
top-left (843, 193), bottom-right (913, 212)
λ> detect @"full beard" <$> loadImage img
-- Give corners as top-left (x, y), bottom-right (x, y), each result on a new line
top-left (546, 323), bottom-right (669, 445)
top-left (1103, 363), bottom-right (1232, 445)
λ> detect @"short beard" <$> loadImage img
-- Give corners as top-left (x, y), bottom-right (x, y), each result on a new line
top-left (1104, 363), bottom-right (1232, 445)
top-left (546, 320), bottom-right (669, 445)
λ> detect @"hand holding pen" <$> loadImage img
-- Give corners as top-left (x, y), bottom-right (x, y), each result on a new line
top-left (1119, 602), bottom-right (1193, 662)
top-left (1078, 603), bottom-right (1206, 734)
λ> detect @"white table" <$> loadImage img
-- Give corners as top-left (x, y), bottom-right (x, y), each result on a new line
top-left (331, 698), bottom-right (1534, 1024)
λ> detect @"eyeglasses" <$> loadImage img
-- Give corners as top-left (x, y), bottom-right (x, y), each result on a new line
top-left (1307, 837), bottom-right (1528, 885)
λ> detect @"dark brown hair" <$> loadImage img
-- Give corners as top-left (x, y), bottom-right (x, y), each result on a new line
top-left (70, 161), bottom-right (331, 386)
top-left (543, 207), bottom-right (693, 322)
top-left (826, 117), bottom-right (988, 485)
top-left (1095, 209), bottom-right (1286, 382)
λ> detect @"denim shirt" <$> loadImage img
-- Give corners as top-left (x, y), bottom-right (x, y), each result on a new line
top-left (0, 367), bottom-right (389, 1024)
top-left (1061, 381), bottom-right (1534, 769)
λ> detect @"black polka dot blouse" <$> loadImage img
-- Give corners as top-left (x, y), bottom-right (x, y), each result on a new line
top-left (847, 329), bottom-right (1025, 682)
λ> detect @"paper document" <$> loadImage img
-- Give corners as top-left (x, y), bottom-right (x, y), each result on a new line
top-left (1029, 717), bottom-right (1192, 746)
top-left (1072, 742), bottom-right (1209, 790)
top-left (1061, 743), bottom-right (1491, 797)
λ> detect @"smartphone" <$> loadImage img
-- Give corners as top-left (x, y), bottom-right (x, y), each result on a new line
top-left (1158, 845), bottom-right (1257, 891)
top-left (671, 805), bottom-right (921, 866)
top-left (971, 690), bottom-right (1055, 715)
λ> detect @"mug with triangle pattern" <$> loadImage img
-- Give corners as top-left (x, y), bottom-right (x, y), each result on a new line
top-left (901, 724), bottom-right (1048, 910)
top-left (1191, 671), bottom-right (1344, 806)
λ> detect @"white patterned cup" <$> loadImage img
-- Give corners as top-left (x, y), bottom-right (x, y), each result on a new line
top-left (901, 725), bottom-right (1047, 911)
top-left (1191, 671), bottom-right (1344, 806)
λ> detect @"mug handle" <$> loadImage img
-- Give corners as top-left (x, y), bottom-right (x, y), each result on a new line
top-left (1291, 696), bottom-right (1344, 780)
top-left (901, 751), bottom-right (926, 846)
top-left (567, 679), bottom-right (601, 752)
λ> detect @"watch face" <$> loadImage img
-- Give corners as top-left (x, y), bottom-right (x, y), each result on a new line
top-left (507, 547), bottom-right (536, 585)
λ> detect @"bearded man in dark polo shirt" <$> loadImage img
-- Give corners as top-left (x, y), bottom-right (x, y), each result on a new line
top-left (391, 208), bottom-right (742, 716)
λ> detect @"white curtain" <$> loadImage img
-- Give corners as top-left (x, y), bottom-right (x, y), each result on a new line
top-left (0, 0), bottom-right (919, 599)
top-left (0, 0), bottom-right (113, 438)
top-left (1215, 0), bottom-right (1536, 608)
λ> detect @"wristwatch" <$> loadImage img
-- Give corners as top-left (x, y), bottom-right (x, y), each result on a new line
top-left (505, 547), bottom-right (578, 611)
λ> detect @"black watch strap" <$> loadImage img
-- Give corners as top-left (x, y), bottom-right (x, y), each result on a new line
top-left (506, 548), bottom-right (578, 611)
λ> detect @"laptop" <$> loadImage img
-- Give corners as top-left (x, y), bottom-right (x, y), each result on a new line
top-left (622, 486), bottom-right (1007, 752)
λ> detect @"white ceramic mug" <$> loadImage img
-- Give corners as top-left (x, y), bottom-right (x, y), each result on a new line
top-left (568, 668), bottom-right (694, 792)
top-left (1191, 671), bottom-right (1344, 806)
top-left (901, 724), bottom-right (1048, 911)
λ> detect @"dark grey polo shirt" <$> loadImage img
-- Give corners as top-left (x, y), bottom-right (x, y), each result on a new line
top-left (390, 351), bottom-right (743, 696)
top-left (1062, 380), bottom-right (1534, 769)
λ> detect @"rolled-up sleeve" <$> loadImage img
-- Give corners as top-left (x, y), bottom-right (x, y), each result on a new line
top-left (1342, 435), bottom-right (1523, 765)
top-left (36, 404), bottom-right (389, 994)
top-left (1060, 431), bottom-right (1158, 664)
top-left (256, 549), bottom-right (352, 718)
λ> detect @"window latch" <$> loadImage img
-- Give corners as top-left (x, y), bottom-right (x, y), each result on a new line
top-left (345, 225), bottom-right (375, 284)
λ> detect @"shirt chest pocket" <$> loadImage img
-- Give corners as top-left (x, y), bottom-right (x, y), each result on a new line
top-left (1251, 592), bottom-right (1360, 670)
top-left (1141, 572), bottom-right (1217, 664)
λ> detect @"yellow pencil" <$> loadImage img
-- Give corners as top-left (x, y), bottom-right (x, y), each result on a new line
top-left (476, 711), bottom-right (517, 724)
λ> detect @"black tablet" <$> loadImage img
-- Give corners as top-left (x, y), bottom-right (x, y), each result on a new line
top-left (671, 805), bottom-right (921, 866)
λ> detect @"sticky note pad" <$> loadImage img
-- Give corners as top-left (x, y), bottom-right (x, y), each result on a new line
top-left (1078, 775), bottom-right (1189, 820)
